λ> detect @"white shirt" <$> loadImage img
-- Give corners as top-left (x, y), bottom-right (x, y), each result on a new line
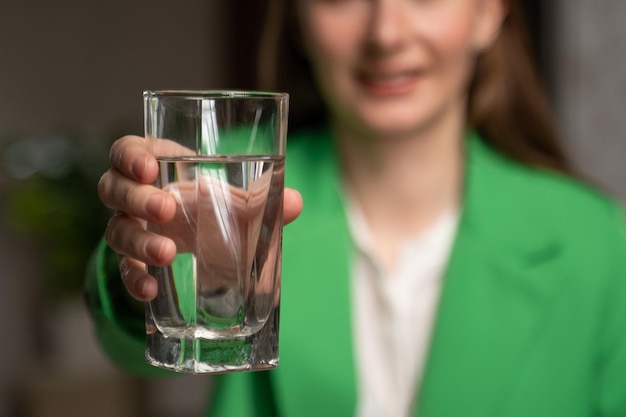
top-left (346, 200), bottom-right (459, 417)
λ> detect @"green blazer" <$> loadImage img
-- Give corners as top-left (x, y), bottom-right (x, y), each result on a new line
top-left (86, 128), bottom-right (626, 417)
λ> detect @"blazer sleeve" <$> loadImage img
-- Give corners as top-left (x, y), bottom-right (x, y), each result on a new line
top-left (84, 237), bottom-right (171, 377)
top-left (595, 205), bottom-right (626, 416)
top-left (207, 371), bottom-right (279, 417)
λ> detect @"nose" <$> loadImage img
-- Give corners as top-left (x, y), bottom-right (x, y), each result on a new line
top-left (366, 0), bottom-right (410, 54)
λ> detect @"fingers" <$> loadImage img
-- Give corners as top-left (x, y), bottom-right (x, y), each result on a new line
top-left (101, 136), bottom-right (193, 223)
top-left (109, 135), bottom-right (160, 184)
top-left (106, 213), bottom-right (177, 267)
top-left (102, 134), bottom-right (303, 304)
top-left (109, 135), bottom-right (194, 183)
top-left (103, 135), bottom-right (194, 302)
top-left (284, 188), bottom-right (303, 225)
top-left (98, 170), bottom-right (176, 223)
top-left (106, 213), bottom-right (173, 302)
top-left (118, 255), bottom-right (158, 301)
top-left (102, 135), bottom-right (176, 223)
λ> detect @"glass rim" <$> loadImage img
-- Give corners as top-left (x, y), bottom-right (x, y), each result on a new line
top-left (143, 90), bottom-right (289, 100)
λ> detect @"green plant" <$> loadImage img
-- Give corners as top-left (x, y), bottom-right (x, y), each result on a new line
top-left (2, 133), bottom-right (113, 302)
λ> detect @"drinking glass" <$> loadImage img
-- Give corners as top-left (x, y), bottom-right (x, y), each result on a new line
top-left (143, 90), bottom-right (288, 373)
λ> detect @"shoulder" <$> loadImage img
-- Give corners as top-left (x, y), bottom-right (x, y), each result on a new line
top-left (471, 137), bottom-right (626, 267)
top-left (519, 166), bottom-right (625, 257)
top-left (285, 126), bottom-right (333, 164)
top-left (284, 126), bottom-right (339, 192)
top-left (472, 136), bottom-right (624, 230)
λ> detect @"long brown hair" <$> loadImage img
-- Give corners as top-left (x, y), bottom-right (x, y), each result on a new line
top-left (257, 0), bottom-right (572, 175)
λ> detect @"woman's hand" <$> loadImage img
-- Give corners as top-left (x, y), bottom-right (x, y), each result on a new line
top-left (97, 135), bottom-right (303, 302)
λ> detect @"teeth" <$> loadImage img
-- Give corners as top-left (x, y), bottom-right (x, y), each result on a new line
top-left (364, 73), bottom-right (414, 84)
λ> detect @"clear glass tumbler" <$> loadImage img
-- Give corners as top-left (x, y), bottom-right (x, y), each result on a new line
top-left (143, 90), bottom-right (288, 374)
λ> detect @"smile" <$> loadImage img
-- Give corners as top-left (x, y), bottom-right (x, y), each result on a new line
top-left (356, 69), bottom-right (422, 96)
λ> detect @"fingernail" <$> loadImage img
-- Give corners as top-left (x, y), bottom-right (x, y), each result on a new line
top-left (131, 158), bottom-right (147, 179)
top-left (146, 195), bottom-right (165, 218)
top-left (135, 279), bottom-right (147, 299)
top-left (146, 238), bottom-right (165, 262)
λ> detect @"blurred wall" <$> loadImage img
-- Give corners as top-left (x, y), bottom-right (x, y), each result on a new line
top-left (0, 0), bottom-right (227, 136)
top-left (0, 1), bottom-right (228, 416)
top-left (551, 0), bottom-right (626, 200)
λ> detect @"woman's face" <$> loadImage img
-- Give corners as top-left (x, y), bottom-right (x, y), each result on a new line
top-left (298, 0), bottom-right (504, 139)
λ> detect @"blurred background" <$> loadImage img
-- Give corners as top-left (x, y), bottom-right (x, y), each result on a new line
top-left (0, 1), bottom-right (624, 416)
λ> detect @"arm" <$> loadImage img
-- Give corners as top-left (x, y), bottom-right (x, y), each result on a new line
top-left (86, 134), bottom-right (302, 380)
top-left (594, 205), bottom-right (626, 416)
top-left (84, 238), bottom-right (172, 376)
top-left (207, 371), bottom-right (279, 417)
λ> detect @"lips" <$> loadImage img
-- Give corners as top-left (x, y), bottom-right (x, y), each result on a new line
top-left (356, 68), bottom-right (423, 96)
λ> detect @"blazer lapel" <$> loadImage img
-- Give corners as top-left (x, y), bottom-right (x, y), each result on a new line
top-left (273, 130), bottom-right (357, 417)
top-left (417, 136), bottom-right (568, 417)
top-left (274, 131), bottom-right (569, 417)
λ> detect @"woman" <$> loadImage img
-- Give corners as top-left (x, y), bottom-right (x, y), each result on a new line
top-left (89, 0), bottom-right (626, 416)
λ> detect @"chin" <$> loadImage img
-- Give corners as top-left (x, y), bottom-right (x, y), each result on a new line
top-left (354, 106), bottom-right (432, 139)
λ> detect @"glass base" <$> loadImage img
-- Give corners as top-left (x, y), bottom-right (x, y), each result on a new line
top-left (145, 308), bottom-right (280, 374)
